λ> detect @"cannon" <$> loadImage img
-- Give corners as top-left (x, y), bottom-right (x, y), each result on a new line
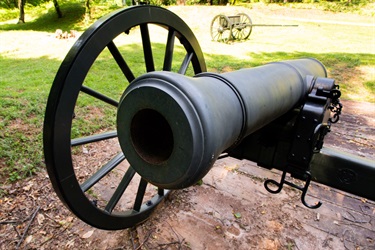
top-left (43, 5), bottom-right (375, 230)
top-left (210, 13), bottom-right (298, 42)
top-left (211, 13), bottom-right (253, 42)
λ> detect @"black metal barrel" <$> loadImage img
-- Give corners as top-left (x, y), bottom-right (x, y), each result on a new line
top-left (117, 58), bottom-right (327, 189)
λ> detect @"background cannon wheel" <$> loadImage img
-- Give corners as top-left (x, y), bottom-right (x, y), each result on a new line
top-left (232, 13), bottom-right (252, 40)
top-left (210, 14), bottom-right (232, 43)
top-left (43, 5), bottom-right (206, 230)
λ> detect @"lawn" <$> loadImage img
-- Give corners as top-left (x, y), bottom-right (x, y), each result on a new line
top-left (0, 3), bottom-right (374, 183)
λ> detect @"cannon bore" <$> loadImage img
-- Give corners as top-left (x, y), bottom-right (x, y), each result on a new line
top-left (117, 58), bottom-right (327, 189)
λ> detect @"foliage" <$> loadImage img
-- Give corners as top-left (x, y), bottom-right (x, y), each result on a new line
top-left (186, 0), bottom-right (230, 5)
top-left (0, 1), bottom-right (118, 31)
top-left (0, 6), bottom-right (18, 21)
top-left (0, 0), bottom-right (49, 8)
top-left (234, 1), bottom-right (375, 14)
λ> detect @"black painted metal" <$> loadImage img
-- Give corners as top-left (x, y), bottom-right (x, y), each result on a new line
top-left (311, 148), bottom-right (375, 201)
top-left (71, 130), bottom-right (117, 146)
top-left (264, 169), bottom-right (322, 209)
top-left (117, 58), bottom-right (327, 189)
top-left (43, 5), bottom-right (206, 230)
top-left (228, 93), bottom-right (375, 202)
top-left (261, 76), bottom-right (342, 209)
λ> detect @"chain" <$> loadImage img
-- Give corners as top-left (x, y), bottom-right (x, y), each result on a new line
top-left (329, 85), bottom-right (342, 123)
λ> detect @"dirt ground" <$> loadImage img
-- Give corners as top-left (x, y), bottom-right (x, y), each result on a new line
top-left (1, 5), bottom-right (375, 250)
top-left (0, 99), bottom-right (374, 250)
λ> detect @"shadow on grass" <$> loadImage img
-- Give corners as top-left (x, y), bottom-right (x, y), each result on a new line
top-left (0, 3), bottom-right (87, 32)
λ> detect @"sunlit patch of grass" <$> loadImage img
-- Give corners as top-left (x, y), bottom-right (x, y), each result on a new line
top-left (364, 80), bottom-right (375, 103)
top-left (0, 1), bottom-right (120, 32)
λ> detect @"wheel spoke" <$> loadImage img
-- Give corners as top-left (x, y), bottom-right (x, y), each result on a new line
top-left (71, 130), bottom-right (117, 146)
top-left (107, 41), bottom-right (135, 82)
top-left (178, 52), bottom-right (193, 74)
top-left (140, 24), bottom-right (155, 72)
top-left (105, 166), bottom-right (136, 213)
top-left (80, 153), bottom-right (125, 192)
top-left (215, 32), bottom-right (221, 41)
top-left (81, 85), bottom-right (118, 107)
top-left (133, 178), bottom-right (148, 212)
top-left (163, 29), bottom-right (176, 71)
top-left (158, 187), bottom-right (165, 196)
top-left (211, 15), bottom-right (232, 43)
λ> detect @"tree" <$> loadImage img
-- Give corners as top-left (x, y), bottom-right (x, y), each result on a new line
top-left (18, 0), bottom-right (25, 23)
top-left (16, 0), bottom-right (63, 23)
top-left (52, 0), bottom-right (63, 18)
top-left (85, 0), bottom-right (91, 22)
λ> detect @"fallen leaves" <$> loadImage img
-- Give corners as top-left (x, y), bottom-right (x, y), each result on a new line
top-left (233, 212), bottom-right (242, 219)
top-left (81, 230), bottom-right (94, 239)
top-left (0, 171), bottom-right (84, 249)
top-left (37, 213), bottom-right (45, 225)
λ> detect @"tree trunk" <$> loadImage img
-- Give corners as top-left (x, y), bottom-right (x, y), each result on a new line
top-left (52, 0), bottom-right (63, 18)
top-left (18, 0), bottom-right (25, 23)
top-left (85, 0), bottom-right (91, 22)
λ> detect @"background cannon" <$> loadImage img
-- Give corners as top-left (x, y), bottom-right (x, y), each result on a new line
top-left (44, 5), bottom-right (375, 230)
top-left (210, 13), bottom-right (298, 42)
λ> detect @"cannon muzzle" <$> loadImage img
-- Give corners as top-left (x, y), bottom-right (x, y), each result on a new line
top-left (117, 58), bottom-right (327, 189)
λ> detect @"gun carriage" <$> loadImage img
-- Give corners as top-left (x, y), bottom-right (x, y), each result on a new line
top-left (43, 5), bottom-right (375, 230)
top-left (210, 13), bottom-right (298, 42)
top-left (210, 13), bottom-right (253, 42)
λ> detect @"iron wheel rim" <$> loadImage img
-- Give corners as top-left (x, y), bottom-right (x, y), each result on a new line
top-left (43, 5), bottom-right (206, 230)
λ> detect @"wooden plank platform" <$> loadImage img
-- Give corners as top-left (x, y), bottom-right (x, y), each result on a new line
top-left (135, 157), bottom-right (375, 249)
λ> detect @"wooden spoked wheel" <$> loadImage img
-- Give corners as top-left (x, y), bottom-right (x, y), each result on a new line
top-left (231, 13), bottom-right (252, 40)
top-left (210, 14), bottom-right (232, 42)
top-left (43, 5), bottom-right (206, 230)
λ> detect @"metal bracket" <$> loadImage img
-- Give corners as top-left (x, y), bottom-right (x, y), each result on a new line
top-left (264, 169), bottom-right (322, 209)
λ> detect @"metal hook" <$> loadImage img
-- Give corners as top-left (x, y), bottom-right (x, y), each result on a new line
top-left (264, 169), bottom-right (322, 209)
top-left (300, 172), bottom-right (322, 209)
top-left (264, 170), bottom-right (287, 194)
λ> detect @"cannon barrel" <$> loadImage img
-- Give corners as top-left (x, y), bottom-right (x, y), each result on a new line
top-left (117, 58), bottom-right (327, 189)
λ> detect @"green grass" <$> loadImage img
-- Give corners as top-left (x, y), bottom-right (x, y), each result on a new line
top-left (0, 56), bottom-right (58, 181)
top-left (0, 1), bottom-right (120, 31)
top-left (0, 3), bottom-right (374, 182)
